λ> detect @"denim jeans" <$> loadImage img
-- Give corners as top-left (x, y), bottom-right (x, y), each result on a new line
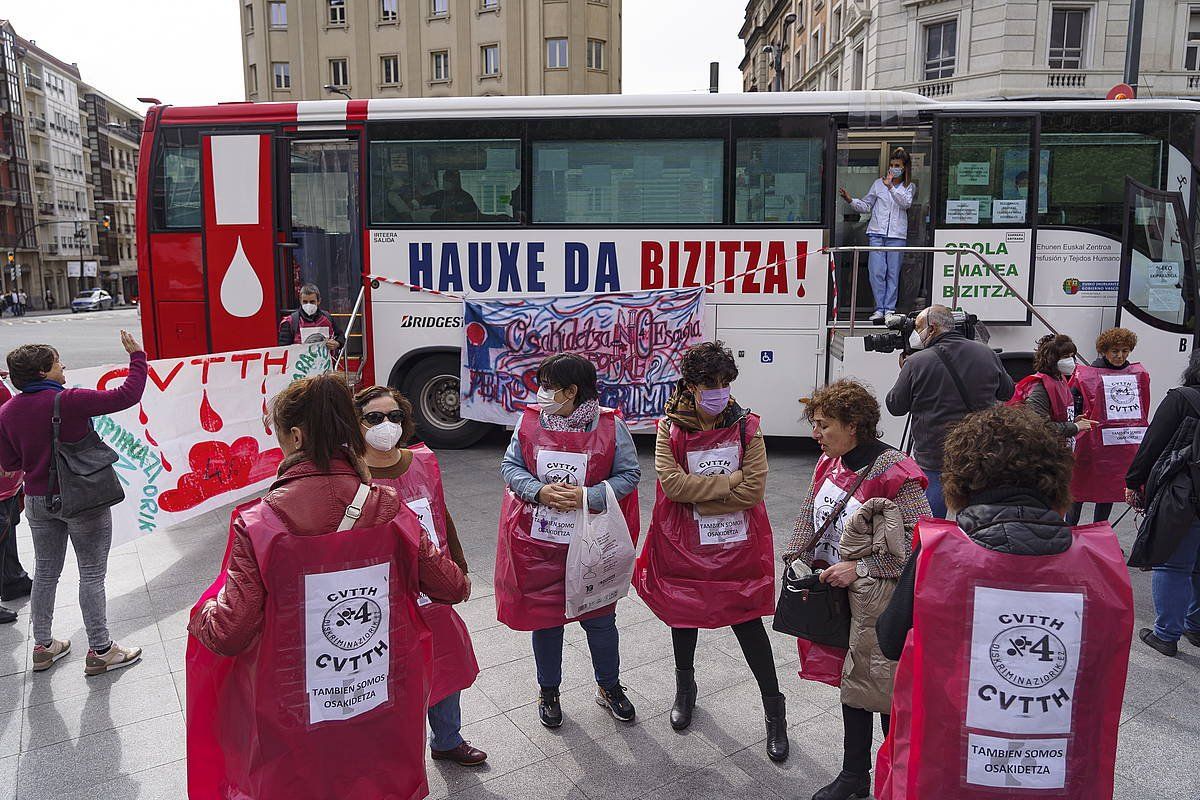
top-left (1152, 520), bottom-right (1200, 642)
top-left (26, 496), bottom-right (113, 650)
top-left (867, 234), bottom-right (906, 314)
top-left (531, 611), bottom-right (620, 690)
top-left (428, 691), bottom-right (463, 751)
top-left (922, 469), bottom-right (947, 519)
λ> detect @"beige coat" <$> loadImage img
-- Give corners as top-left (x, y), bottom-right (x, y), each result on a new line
top-left (839, 496), bottom-right (906, 713)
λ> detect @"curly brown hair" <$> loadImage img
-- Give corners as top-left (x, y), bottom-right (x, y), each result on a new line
top-left (679, 341), bottom-right (739, 388)
top-left (1032, 333), bottom-right (1077, 377)
top-left (7, 344), bottom-right (58, 389)
top-left (942, 405), bottom-right (1074, 512)
top-left (1095, 327), bottom-right (1137, 354)
top-left (801, 379), bottom-right (881, 445)
top-left (353, 385), bottom-right (417, 446)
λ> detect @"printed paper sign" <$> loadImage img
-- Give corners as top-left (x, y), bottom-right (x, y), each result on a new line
top-left (966, 733), bottom-right (1068, 789)
top-left (305, 562), bottom-right (391, 724)
top-left (74, 343), bottom-right (332, 547)
top-left (406, 497), bottom-right (439, 607)
top-left (957, 162), bottom-right (991, 185)
top-left (1033, 230), bottom-right (1120, 307)
top-left (933, 229), bottom-right (1033, 323)
top-left (946, 200), bottom-right (981, 225)
top-left (993, 200), bottom-right (1026, 224)
top-left (1100, 375), bottom-right (1143, 421)
top-left (532, 449), bottom-right (589, 543)
top-left (462, 289), bottom-right (704, 429)
top-left (686, 445), bottom-right (749, 545)
top-left (1102, 427), bottom-right (1146, 446)
top-left (966, 587), bottom-right (1084, 735)
top-left (811, 477), bottom-right (862, 565)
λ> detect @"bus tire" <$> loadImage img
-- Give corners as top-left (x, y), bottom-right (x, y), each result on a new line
top-left (399, 354), bottom-right (489, 449)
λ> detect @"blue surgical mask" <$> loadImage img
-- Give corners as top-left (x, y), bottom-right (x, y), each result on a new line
top-left (889, 167), bottom-right (904, 179)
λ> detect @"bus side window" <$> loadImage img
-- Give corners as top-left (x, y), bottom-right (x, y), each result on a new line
top-left (734, 137), bottom-right (823, 224)
top-left (151, 128), bottom-right (202, 230)
top-left (368, 139), bottom-right (522, 225)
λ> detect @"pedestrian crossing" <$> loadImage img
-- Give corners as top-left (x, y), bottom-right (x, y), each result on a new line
top-left (0, 309), bottom-right (136, 327)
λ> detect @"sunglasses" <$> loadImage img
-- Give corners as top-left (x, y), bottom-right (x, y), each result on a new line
top-left (361, 410), bottom-right (405, 427)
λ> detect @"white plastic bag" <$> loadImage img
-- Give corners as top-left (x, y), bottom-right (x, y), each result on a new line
top-left (564, 482), bottom-right (635, 618)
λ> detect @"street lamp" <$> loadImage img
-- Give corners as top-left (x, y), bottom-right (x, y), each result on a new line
top-left (323, 84), bottom-right (353, 100)
top-left (766, 13), bottom-right (798, 92)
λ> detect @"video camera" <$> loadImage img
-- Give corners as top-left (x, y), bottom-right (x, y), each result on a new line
top-left (863, 310), bottom-right (979, 355)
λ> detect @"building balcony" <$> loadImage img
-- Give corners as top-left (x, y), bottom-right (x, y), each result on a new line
top-left (0, 188), bottom-right (19, 206)
top-left (38, 202), bottom-right (55, 215)
top-left (0, 141), bottom-right (11, 160)
top-left (900, 68), bottom-right (1200, 100)
top-left (24, 73), bottom-right (42, 92)
top-left (28, 116), bottom-right (47, 134)
top-left (33, 159), bottom-right (50, 174)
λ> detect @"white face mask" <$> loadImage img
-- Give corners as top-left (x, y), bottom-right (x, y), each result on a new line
top-left (537, 387), bottom-right (565, 414)
top-left (364, 420), bottom-right (403, 451)
top-left (909, 331), bottom-right (925, 351)
top-left (301, 302), bottom-right (319, 316)
top-left (1057, 357), bottom-right (1076, 377)
top-left (889, 166), bottom-right (904, 179)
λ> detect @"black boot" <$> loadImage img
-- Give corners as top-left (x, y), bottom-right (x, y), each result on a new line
top-left (763, 693), bottom-right (789, 762)
top-left (538, 686), bottom-right (563, 728)
top-left (670, 668), bottom-right (697, 731)
top-left (812, 771), bottom-right (870, 800)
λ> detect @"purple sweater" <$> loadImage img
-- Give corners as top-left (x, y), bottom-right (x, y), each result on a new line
top-left (0, 352), bottom-right (147, 496)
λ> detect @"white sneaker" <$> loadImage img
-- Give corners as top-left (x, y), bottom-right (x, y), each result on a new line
top-left (84, 641), bottom-right (143, 676)
top-left (870, 311), bottom-right (885, 324)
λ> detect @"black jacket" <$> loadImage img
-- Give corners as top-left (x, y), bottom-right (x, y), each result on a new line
top-left (1126, 383), bottom-right (1200, 490)
top-left (876, 487), bottom-right (1071, 660)
top-left (885, 332), bottom-right (1014, 471)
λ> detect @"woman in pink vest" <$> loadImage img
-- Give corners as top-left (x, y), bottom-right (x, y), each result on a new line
top-left (1011, 334), bottom-right (1096, 444)
top-left (187, 374), bottom-right (467, 800)
top-left (497, 353), bottom-right (641, 729)
top-left (633, 341), bottom-right (786, 760)
top-left (875, 405), bottom-right (1132, 799)
top-left (784, 379), bottom-right (930, 800)
top-left (355, 384), bottom-right (486, 767)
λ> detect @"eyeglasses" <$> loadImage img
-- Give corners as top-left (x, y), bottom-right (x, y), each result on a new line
top-left (361, 410), bottom-right (405, 427)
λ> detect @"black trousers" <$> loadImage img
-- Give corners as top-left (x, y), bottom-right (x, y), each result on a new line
top-left (1066, 502), bottom-right (1113, 526)
top-left (671, 618), bottom-right (780, 698)
top-left (842, 703), bottom-right (890, 775)
top-left (0, 493), bottom-right (27, 591)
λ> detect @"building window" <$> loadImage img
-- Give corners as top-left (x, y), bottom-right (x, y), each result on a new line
top-left (431, 0), bottom-right (448, 16)
top-left (828, 68), bottom-right (840, 91)
top-left (586, 39), bottom-right (605, 70)
top-left (245, 4), bottom-right (254, 32)
top-left (482, 45), bottom-right (500, 76)
top-left (924, 19), bottom-right (957, 80)
top-left (481, 0), bottom-right (499, 8)
top-left (547, 38), bottom-right (568, 69)
top-left (272, 61), bottom-right (291, 89)
top-left (270, 1), bottom-right (287, 27)
top-left (794, 50), bottom-right (804, 80)
top-left (432, 50), bottom-right (450, 81)
top-left (248, 64), bottom-right (258, 94)
top-left (381, 0), bottom-right (398, 21)
top-left (810, 29), bottom-right (821, 69)
top-left (330, 58), bottom-right (349, 86)
top-left (381, 54), bottom-right (400, 84)
top-left (328, 0), bottom-right (346, 26)
top-left (1187, 9), bottom-right (1200, 70)
top-left (852, 44), bottom-right (864, 89)
top-left (1049, 8), bottom-right (1087, 69)
top-left (832, 6), bottom-right (842, 41)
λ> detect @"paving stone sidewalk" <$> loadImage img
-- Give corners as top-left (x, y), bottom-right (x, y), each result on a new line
top-left (0, 434), bottom-right (1195, 799)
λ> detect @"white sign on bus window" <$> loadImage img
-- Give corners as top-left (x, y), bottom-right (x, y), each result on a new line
top-left (1032, 230), bottom-right (1120, 306)
top-left (992, 200), bottom-right (1026, 224)
top-left (957, 162), bottom-right (991, 185)
top-left (933, 229), bottom-right (1032, 323)
top-left (945, 200), bottom-right (980, 225)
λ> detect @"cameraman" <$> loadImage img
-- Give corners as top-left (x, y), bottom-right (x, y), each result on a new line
top-left (885, 305), bottom-right (1014, 518)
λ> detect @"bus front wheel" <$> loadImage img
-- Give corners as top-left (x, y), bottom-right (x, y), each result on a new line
top-left (399, 354), bottom-right (489, 449)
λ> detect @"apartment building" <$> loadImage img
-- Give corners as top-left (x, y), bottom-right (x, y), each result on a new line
top-left (741, 0), bottom-right (1200, 99)
top-left (240, 0), bottom-right (621, 101)
top-left (0, 20), bottom-right (142, 309)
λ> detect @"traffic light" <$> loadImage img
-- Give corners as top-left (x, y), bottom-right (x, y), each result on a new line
top-left (101, 214), bottom-right (111, 231)
top-left (4, 252), bottom-right (12, 267)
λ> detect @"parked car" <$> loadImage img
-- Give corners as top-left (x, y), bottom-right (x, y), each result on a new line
top-left (71, 289), bottom-right (114, 313)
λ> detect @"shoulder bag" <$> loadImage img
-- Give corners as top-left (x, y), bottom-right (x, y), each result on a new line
top-left (772, 455), bottom-right (878, 648)
top-left (48, 392), bottom-right (124, 518)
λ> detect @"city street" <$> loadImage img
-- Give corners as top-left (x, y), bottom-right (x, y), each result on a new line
top-left (0, 312), bottom-right (1194, 800)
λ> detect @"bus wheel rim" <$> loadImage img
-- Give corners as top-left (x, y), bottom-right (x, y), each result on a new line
top-left (421, 374), bottom-right (464, 431)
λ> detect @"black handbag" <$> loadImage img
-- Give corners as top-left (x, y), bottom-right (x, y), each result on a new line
top-left (48, 392), bottom-right (124, 518)
top-left (772, 456), bottom-right (877, 648)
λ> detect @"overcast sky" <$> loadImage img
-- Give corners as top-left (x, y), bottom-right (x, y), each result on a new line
top-left (5, 1), bottom-right (745, 111)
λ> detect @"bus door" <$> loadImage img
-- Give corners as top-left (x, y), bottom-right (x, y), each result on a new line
top-left (833, 129), bottom-right (933, 321)
top-left (199, 132), bottom-right (280, 354)
top-left (1118, 178), bottom-right (1200, 411)
top-left (275, 136), bottom-right (363, 360)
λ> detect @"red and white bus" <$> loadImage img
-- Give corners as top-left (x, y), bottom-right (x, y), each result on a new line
top-left (136, 91), bottom-right (1200, 447)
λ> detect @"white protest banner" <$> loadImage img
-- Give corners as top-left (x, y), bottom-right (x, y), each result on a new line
top-left (73, 343), bottom-right (332, 546)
